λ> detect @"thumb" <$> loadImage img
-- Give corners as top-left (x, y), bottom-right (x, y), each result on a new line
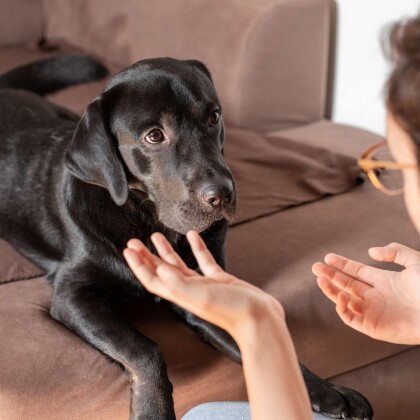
top-left (368, 243), bottom-right (420, 267)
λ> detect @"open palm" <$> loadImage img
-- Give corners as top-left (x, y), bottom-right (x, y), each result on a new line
top-left (123, 231), bottom-right (284, 339)
top-left (312, 243), bottom-right (420, 345)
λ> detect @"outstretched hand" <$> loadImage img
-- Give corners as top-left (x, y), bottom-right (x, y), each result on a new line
top-left (123, 231), bottom-right (284, 341)
top-left (313, 243), bottom-right (420, 344)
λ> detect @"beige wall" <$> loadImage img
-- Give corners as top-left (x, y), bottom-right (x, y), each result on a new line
top-left (332, 0), bottom-right (420, 136)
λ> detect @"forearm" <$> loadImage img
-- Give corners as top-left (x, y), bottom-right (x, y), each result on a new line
top-left (235, 313), bottom-right (312, 420)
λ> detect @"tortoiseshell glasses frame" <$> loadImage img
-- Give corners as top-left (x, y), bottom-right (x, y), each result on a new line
top-left (357, 140), bottom-right (417, 196)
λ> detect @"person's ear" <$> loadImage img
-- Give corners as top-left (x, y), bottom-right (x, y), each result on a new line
top-left (65, 97), bottom-right (128, 206)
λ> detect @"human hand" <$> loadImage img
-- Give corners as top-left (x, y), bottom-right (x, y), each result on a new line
top-left (123, 231), bottom-right (284, 342)
top-left (312, 243), bottom-right (420, 344)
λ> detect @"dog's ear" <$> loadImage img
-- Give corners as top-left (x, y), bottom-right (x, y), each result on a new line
top-left (65, 97), bottom-right (128, 206)
top-left (186, 60), bottom-right (213, 83)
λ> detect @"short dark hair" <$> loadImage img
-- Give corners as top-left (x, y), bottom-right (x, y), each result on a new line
top-left (386, 13), bottom-right (420, 150)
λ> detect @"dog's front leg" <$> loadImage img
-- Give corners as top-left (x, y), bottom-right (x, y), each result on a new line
top-left (170, 303), bottom-right (241, 363)
top-left (51, 269), bottom-right (175, 420)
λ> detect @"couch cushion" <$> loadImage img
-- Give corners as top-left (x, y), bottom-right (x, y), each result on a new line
top-left (328, 346), bottom-right (420, 420)
top-left (0, 277), bottom-right (245, 420)
top-left (2, 177), bottom-right (418, 418)
top-left (269, 119), bottom-right (384, 157)
top-left (0, 240), bottom-right (43, 285)
top-left (42, 0), bottom-right (332, 131)
top-left (0, 1), bottom-right (43, 47)
top-left (225, 128), bottom-right (361, 225)
top-left (227, 171), bottom-right (418, 379)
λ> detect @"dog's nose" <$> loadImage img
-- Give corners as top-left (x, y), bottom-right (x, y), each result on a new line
top-left (199, 184), bottom-right (233, 209)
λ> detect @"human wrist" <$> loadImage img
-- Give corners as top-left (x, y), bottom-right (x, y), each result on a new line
top-left (236, 304), bottom-right (312, 420)
top-left (232, 301), bottom-right (289, 350)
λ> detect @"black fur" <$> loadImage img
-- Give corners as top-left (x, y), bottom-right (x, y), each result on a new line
top-left (0, 55), bottom-right (108, 95)
top-left (0, 56), bottom-right (373, 420)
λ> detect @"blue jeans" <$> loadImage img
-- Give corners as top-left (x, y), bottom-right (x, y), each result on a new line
top-left (182, 402), bottom-right (332, 419)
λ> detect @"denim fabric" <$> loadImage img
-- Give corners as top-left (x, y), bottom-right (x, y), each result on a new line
top-left (182, 402), bottom-right (332, 420)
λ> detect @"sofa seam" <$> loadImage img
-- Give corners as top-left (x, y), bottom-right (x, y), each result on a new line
top-left (326, 345), bottom-right (418, 381)
top-left (0, 272), bottom-right (45, 285)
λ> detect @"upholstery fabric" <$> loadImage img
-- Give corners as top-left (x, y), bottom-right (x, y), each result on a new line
top-left (1, 0), bottom-right (420, 415)
top-left (1, 166), bottom-right (419, 419)
top-left (225, 128), bottom-right (361, 225)
top-left (0, 277), bottom-right (246, 420)
top-left (0, 0), bottom-right (43, 47)
top-left (226, 175), bottom-right (418, 379)
top-left (0, 241), bottom-right (42, 285)
top-left (268, 119), bottom-right (384, 158)
top-left (329, 346), bottom-right (420, 420)
top-left (42, 0), bottom-right (332, 131)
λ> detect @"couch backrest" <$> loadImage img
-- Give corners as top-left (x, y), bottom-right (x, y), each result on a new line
top-left (43, 0), bottom-right (332, 132)
top-left (0, 0), bottom-right (43, 47)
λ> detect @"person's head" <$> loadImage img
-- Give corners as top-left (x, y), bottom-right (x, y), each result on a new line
top-left (386, 13), bottom-right (420, 233)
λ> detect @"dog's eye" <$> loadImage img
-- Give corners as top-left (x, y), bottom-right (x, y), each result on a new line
top-left (145, 129), bottom-right (165, 144)
top-left (209, 111), bottom-right (220, 126)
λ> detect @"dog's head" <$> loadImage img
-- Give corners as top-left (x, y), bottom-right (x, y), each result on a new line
top-left (65, 58), bottom-right (236, 234)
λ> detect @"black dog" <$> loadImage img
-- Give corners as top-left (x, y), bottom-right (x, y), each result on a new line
top-left (0, 56), bottom-right (373, 420)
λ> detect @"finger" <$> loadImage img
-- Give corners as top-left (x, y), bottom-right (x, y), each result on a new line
top-left (123, 248), bottom-right (163, 292)
top-left (369, 242), bottom-right (420, 268)
top-left (347, 295), bottom-right (365, 315)
top-left (125, 247), bottom-right (214, 318)
top-left (154, 264), bottom-right (213, 318)
top-left (317, 276), bottom-right (341, 304)
top-left (155, 263), bottom-right (186, 289)
top-left (124, 248), bottom-right (188, 302)
top-left (314, 262), bottom-right (371, 298)
top-left (151, 233), bottom-right (196, 276)
top-left (324, 254), bottom-right (382, 285)
top-left (126, 238), bottom-right (160, 269)
top-left (317, 275), bottom-right (366, 311)
top-left (313, 262), bottom-right (340, 279)
top-left (126, 238), bottom-right (148, 253)
top-left (336, 292), bottom-right (364, 331)
top-left (186, 231), bottom-right (223, 276)
top-left (312, 262), bottom-right (325, 277)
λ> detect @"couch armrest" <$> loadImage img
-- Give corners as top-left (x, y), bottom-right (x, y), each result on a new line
top-left (43, 0), bottom-right (331, 131)
top-left (0, 0), bottom-right (43, 47)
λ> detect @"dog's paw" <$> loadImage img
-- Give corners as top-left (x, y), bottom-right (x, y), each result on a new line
top-left (309, 382), bottom-right (373, 420)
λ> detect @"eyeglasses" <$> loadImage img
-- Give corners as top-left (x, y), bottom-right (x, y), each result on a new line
top-left (357, 140), bottom-right (417, 196)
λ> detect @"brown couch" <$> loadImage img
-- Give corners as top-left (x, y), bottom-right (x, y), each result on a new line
top-left (1, 1), bottom-right (419, 419)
